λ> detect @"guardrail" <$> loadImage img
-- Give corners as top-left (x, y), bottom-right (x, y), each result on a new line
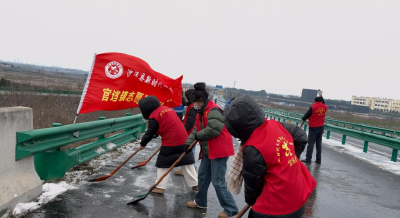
top-left (262, 108), bottom-right (400, 138)
top-left (262, 108), bottom-right (400, 162)
top-left (16, 113), bottom-right (146, 180)
top-left (0, 87), bottom-right (82, 95)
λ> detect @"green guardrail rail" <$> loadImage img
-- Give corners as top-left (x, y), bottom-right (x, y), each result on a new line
top-left (262, 108), bottom-right (400, 162)
top-left (16, 113), bottom-right (146, 180)
top-left (262, 108), bottom-right (400, 138)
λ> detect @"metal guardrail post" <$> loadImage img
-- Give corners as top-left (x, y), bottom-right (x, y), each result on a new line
top-left (326, 130), bottom-right (330, 139)
top-left (342, 135), bottom-right (346, 145)
top-left (391, 149), bottom-right (398, 162)
top-left (363, 141), bottom-right (369, 153)
top-left (52, 123), bottom-right (63, 151)
top-left (125, 113), bottom-right (131, 132)
top-left (98, 117), bottom-right (106, 140)
top-left (303, 124), bottom-right (307, 131)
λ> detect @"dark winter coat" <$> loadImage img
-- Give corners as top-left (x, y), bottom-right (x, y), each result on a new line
top-left (224, 95), bottom-right (309, 210)
top-left (139, 96), bottom-right (194, 168)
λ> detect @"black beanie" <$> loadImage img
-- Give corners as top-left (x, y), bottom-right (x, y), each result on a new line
top-left (190, 82), bottom-right (209, 102)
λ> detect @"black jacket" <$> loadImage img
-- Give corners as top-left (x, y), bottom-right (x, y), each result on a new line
top-left (184, 106), bottom-right (197, 133)
top-left (138, 96), bottom-right (194, 168)
top-left (224, 95), bottom-right (308, 208)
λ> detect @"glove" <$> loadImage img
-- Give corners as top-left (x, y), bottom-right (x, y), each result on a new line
top-left (185, 143), bottom-right (192, 154)
top-left (153, 134), bottom-right (159, 139)
top-left (317, 89), bottom-right (323, 97)
top-left (195, 134), bottom-right (199, 142)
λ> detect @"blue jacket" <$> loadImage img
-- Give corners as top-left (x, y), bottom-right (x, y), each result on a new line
top-left (173, 105), bottom-right (185, 113)
top-left (225, 99), bottom-right (232, 108)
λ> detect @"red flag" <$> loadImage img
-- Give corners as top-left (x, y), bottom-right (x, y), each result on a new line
top-left (77, 52), bottom-right (182, 114)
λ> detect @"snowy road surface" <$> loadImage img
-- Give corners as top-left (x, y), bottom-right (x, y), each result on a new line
top-left (19, 134), bottom-right (400, 218)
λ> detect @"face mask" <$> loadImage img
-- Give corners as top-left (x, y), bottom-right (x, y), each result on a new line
top-left (193, 102), bottom-right (201, 111)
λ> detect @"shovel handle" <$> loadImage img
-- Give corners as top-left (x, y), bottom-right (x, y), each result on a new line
top-left (111, 149), bottom-right (140, 174)
top-left (236, 204), bottom-right (251, 218)
top-left (300, 120), bottom-right (305, 128)
top-left (146, 146), bottom-right (161, 163)
top-left (149, 140), bottom-right (197, 191)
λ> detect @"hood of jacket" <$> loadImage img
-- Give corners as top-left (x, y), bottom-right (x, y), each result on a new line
top-left (223, 95), bottom-right (265, 143)
top-left (138, 96), bottom-right (161, 120)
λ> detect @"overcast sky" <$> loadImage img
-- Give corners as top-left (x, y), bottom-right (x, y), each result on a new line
top-left (0, 0), bottom-right (399, 101)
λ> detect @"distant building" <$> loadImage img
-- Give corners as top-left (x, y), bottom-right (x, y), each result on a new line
top-left (301, 89), bottom-right (318, 100)
top-left (351, 96), bottom-right (400, 112)
top-left (0, 63), bottom-right (12, 68)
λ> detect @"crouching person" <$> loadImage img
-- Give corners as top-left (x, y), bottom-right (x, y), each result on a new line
top-left (186, 83), bottom-right (239, 218)
top-left (224, 95), bottom-right (316, 218)
top-left (138, 96), bottom-right (198, 194)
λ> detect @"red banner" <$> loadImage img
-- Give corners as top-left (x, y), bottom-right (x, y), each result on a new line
top-left (77, 52), bottom-right (183, 114)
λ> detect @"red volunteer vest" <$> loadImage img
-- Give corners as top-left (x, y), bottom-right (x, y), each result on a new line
top-left (183, 104), bottom-right (196, 135)
top-left (308, 102), bottom-right (327, 127)
top-left (195, 101), bottom-right (235, 159)
top-left (149, 106), bottom-right (187, 146)
top-left (244, 119), bottom-right (316, 215)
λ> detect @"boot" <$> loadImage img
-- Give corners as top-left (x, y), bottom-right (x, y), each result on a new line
top-left (151, 187), bottom-right (164, 194)
top-left (218, 211), bottom-right (229, 218)
top-left (174, 168), bottom-right (183, 176)
top-left (186, 200), bottom-right (206, 209)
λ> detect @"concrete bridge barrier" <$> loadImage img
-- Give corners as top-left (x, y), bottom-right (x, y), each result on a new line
top-left (0, 107), bottom-right (42, 216)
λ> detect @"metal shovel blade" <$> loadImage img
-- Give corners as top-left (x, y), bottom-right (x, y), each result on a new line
top-left (127, 191), bottom-right (150, 204)
top-left (131, 161), bottom-right (147, 169)
top-left (88, 175), bottom-right (110, 182)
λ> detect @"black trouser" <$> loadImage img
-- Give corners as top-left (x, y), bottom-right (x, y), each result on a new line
top-left (249, 205), bottom-right (305, 218)
top-left (305, 127), bottom-right (324, 162)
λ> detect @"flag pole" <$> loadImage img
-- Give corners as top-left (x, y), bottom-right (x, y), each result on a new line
top-left (73, 114), bottom-right (78, 124)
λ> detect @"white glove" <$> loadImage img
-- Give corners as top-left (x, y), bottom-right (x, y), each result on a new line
top-left (317, 89), bottom-right (323, 97)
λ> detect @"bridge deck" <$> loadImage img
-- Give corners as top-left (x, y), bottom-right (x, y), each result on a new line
top-left (25, 137), bottom-right (400, 218)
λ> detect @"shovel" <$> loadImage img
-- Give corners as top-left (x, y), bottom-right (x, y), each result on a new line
top-left (131, 146), bottom-right (161, 169)
top-left (235, 204), bottom-right (251, 218)
top-left (89, 148), bottom-right (141, 182)
top-left (127, 140), bottom-right (197, 204)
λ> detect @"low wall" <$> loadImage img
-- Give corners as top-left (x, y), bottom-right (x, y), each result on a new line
top-left (0, 107), bottom-right (42, 216)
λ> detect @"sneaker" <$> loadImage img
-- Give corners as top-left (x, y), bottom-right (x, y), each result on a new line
top-left (186, 200), bottom-right (206, 209)
top-left (174, 168), bottom-right (183, 176)
top-left (218, 211), bottom-right (229, 218)
top-left (151, 187), bottom-right (164, 194)
top-left (192, 186), bottom-right (198, 191)
top-left (301, 159), bottom-right (311, 163)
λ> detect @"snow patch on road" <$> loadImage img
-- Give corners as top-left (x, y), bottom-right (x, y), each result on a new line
top-left (12, 182), bottom-right (77, 217)
top-left (11, 141), bottom-right (142, 217)
top-left (115, 176), bottom-right (126, 182)
top-left (323, 137), bottom-right (400, 175)
top-left (133, 173), bottom-right (154, 189)
top-left (95, 147), bottom-right (106, 154)
top-left (106, 142), bottom-right (117, 150)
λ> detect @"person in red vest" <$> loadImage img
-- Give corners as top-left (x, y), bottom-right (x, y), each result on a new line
top-left (175, 88), bottom-right (197, 176)
top-left (185, 83), bottom-right (238, 218)
top-left (301, 95), bottom-right (327, 164)
top-left (224, 95), bottom-right (316, 218)
top-left (138, 96), bottom-right (198, 194)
